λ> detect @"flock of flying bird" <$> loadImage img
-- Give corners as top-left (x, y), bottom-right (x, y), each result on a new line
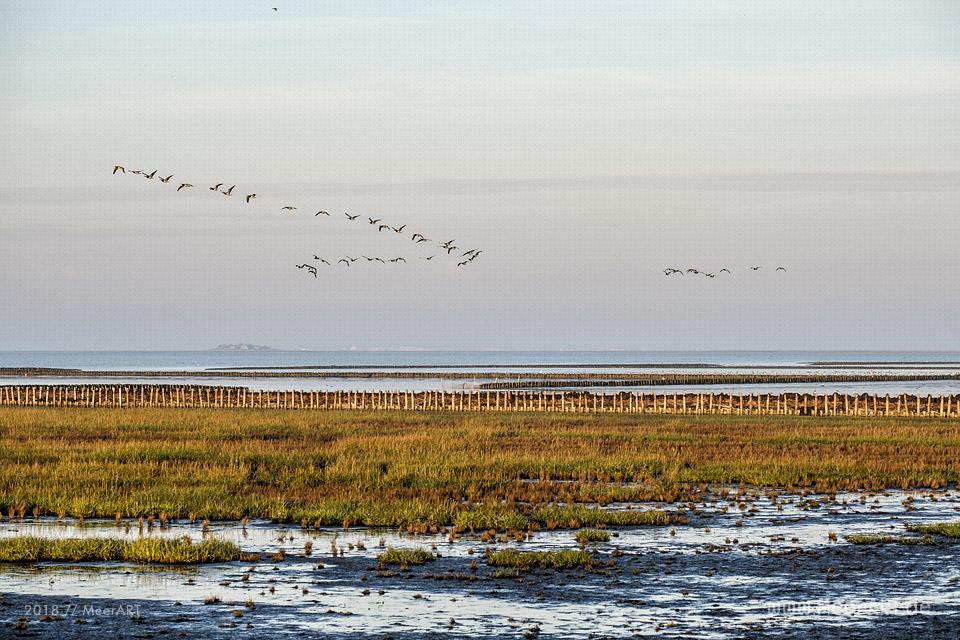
top-left (112, 164), bottom-right (483, 278)
top-left (663, 266), bottom-right (787, 278)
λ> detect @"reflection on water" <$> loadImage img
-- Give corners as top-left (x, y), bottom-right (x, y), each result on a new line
top-left (1, 489), bottom-right (958, 638)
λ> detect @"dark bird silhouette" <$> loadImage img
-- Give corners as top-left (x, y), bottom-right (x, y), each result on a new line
top-left (313, 256), bottom-right (331, 266)
top-left (390, 257), bottom-right (406, 263)
top-left (210, 183), bottom-right (223, 191)
top-left (144, 170), bottom-right (157, 179)
top-left (704, 273), bottom-right (717, 278)
top-left (415, 237), bottom-right (429, 243)
top-left (296, 263), bottom-right (318, 278)
top-left (338, 259), bottom-right (350, 266)
top-left (664, 268), bottom-right (683, 276)
top-left (392, 225), bottom-right (406, 233)
top-left (130, 169), bottom-right (144, 175)
top-left (440, 240), bottom-right (456, 249)
top-left (719, 268), bottom-right (731, 274)
top-left (375, 257), bottom-right (385, 263)
top-left (686, 269), bottom-right (700, 274)
top-left (368, 218), bottom-right (381, 225)
top-left (411, 233), bottom-right (424, 241)
top-left (345, 256), bottom-right (358, 263)
top-left (776, 266), bottom-right (787, 272)
top-left (315, 210), bottom-right (330, 216)
top-left (362, 256), bottom-right (376, 262)
top-left (345, 213), bottom-right (359, 220)
top-left (222, 185), bottom-right (235, 196)
top-left (272, 7), bottom-right (278, 10)
top-left (113, 165), bottom-right (125, 174)
top-left (445, 245), bottom-right (459, 254)
top-left (378, 224), bottom-right (390, 232)
top-left (457, 260), bottom-right (469, 267)
top-left (750, 266), bottom-right (761, 271)
top-left (281, 206), bottom-right (297, 211)
top-left (245, 194), bottom-right (256, 202)
top-left (421, 255), bottom-right (436, 261)
top-left (159, 174), bottom-right (173, 183)
top-left (177, 183), bottom-right (193, 191)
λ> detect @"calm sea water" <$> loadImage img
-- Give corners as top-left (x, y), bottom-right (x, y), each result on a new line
top-left (1, 351), bottom-right (959, 393)
top-left (2, 350), bottom-right (960, 371)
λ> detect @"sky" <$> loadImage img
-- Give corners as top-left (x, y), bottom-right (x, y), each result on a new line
top-left (1, 1), bottom-right (958, 351)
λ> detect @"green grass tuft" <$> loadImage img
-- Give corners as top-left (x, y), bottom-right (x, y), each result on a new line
top-left (532, 505), bottom-right (669, 529)
top-left (0, 536), bottom-right (256, 563)
top-left (905, 521), bottom-right (960, 539)
top-left (574, 529), bottom-right (610, 545)
top-left (376, 546), bottom-right (435, 566)
top-left (486, 549), bottom-right (594, 570)
top-left (845, 534), bottom-right (933, 545)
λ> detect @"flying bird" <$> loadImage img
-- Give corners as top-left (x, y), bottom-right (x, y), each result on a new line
top-left (313, 256), bottom-right (331, 265)
top-left (112, 165), bottom-right (125, 174)
top-left (177, 183), bottom-right (193, 191)
top-left (159, 174), bottom-right (173, 183)
top-left (210, 183), bottom-right (223, 191)
top-left (750, 266), bottom-right (761, 271)
top-left (222, 185), bottom-right (235, 196)
top-left (445, 245), bottom-right (459, 254)
top-left (368, 218), bottom-right (381, 225)
top-left (338, 259), bottom-right (350, 266)
top-left (389, 257), bottom-right (407, 263)
top-left (144, 170), bottom-right (157, 179)
top-left (375, 257), bottom-right (386, 263)
top-left (315, 210), bottom-right (330, 216)
top-left (130, 170), bottom-right (144, 175)
top-left (345, 213), bottom-right (359, 221)
top-left (719, 268), bottom-right (731, 274)
top-left (686, 269), bottom-right (700, 274)
top-left (296, 263), bottom-right (318, 278)
top-left (378, 224), bottom-right (390, 232)
top-left (664, 268), bottom-right (683, 276)
top-left (392, 225), bottom-right (406, 233)
top-left (281, 206), bottom-right (297, 211)
top-left (245, 194), bottom-right (256, 203)
top-left (776, 266), bottom-right (787, 272)
top-left (457, 260), bottom-right (469, 267)
top-left (421, 255), bottom-right (436, 261)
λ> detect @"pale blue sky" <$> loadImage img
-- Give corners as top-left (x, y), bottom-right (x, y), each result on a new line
top-left (1, 2), bottom-right (958, 349)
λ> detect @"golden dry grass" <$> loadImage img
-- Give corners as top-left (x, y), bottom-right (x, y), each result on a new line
top-left (0, 407), bottom-right (957, 528)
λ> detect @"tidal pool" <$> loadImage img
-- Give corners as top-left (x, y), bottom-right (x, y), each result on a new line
top-left (1, 489), bottom-right (958, 638)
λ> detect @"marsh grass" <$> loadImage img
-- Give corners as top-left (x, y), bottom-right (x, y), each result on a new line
top-left (377, 547), bottom-right (435, 566)
top-left (0, 536), bottom-right (257, 563)
top-left (486, 549), bottom-right (595, 570)
top-left (0, 407), bottom-right (957, 528)
top-left (574, 529), bottom-right (611, 545)
top-left (533, 505), bottom-right (670, 529)
top-left (905, 522), bottom-right (960, 538)
top-left (845, 534), bottom-right (933, 545)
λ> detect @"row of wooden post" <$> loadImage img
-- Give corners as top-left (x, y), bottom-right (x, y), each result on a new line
top-left (0, 385), bottom-right (958, 417)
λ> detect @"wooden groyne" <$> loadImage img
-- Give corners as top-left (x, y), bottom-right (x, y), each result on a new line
top-left (0, 385), bottom-right (958, 417)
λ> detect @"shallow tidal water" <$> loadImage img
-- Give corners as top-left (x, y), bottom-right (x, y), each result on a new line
top-left (1, 489), bottom-right (959, 638)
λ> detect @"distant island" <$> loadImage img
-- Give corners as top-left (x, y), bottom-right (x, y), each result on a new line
top-left (210, 343), bottom-right (275, 351)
